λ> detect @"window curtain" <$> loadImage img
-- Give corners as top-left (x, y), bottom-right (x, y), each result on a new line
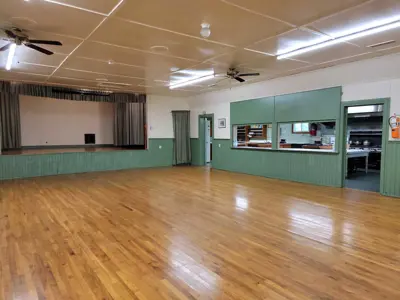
top-left (0, 92), bottom-right (21, 150)
top-left (172, 111), bottom-right (191, 165)
top-left (114, 102), bottom-right (146, 146)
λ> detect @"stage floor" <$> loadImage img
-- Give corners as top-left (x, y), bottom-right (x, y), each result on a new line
top-left (2, 146), bottom-right (127, 155)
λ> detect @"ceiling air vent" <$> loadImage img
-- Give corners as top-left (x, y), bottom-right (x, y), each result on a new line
top-left (367, 40), bottom-right (396, 48)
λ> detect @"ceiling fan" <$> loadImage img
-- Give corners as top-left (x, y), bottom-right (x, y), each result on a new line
top-left (0, 28), bottom-right (62, 55)
top-left (210, 68), bottom-right (260, 87)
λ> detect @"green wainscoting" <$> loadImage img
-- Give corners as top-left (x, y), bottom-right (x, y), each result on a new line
top-left (231, 96), bottom-right (275, 124)
top-left (275, 87), bottom-right (342, 122)
top-left (382, 142), bottom-right (400, 197)
top-left (0, 139), bottom-right (173, 180)
top-left (212, 139), bottom-right (342, 187)
top-left (191, 138), bottom-right (202, 166)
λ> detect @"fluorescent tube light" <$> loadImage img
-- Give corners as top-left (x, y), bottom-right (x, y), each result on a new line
top-left (277, 20), bottom-right (400, 60)
top-left (169, 74), bottom-right (215, 89)
top-left (6, 43), bottom-right (17, 71)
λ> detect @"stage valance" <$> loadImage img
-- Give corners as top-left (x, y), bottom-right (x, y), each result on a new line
top-left (0, 80), bottom-right (146, 103)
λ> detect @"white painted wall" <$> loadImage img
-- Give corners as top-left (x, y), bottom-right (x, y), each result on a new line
top-left (189, 52), bottom-right (400, 139)
top-left (147, 95), bottom-right (189, 138)
top-left (20, 96), bottom-right (114, 146)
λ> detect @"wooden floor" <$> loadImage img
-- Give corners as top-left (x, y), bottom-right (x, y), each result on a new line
top-left (1, 167), bottom-right (400, 300)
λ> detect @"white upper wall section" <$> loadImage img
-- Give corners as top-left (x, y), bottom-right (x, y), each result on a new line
top-left (189, 52), bottom-right (400, 139)
top-left (147, 95), bottom-right (189, 138)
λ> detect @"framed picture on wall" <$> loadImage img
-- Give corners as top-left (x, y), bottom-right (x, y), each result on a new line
top-left (218, 118), bottom-right (226, 128)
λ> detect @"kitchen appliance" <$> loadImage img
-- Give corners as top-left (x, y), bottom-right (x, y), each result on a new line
top-left (363, 140), bottom-right (371, 146)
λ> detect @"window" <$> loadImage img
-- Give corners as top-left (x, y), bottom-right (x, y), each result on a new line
top-left (279, 121), bottom-right (336, 152)
top-left (233, 124), bottom-right (272, 149)
top-left (292, 122), bottom-right (309, 134)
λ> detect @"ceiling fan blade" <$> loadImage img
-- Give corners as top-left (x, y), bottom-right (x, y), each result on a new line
top-left (28, 40), bottom-right (62, 46)
top-left (237, 73), bottom-right (260, 77)
top-left (25, 43), bottom-right (54, 55)
top-left (234, 77), bottom-right (245, 83)
top-left (0, 43), bottom-right (12, 52)
top-left (4, 29), bottom-right (16, 39)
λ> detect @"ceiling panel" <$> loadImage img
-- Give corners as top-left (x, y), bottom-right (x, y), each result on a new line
top-left (47, 0), bottom-right (121, 14)
top-left (0, 70), bottom-right (47, 82)
top-left (115, 0), bottom-right (292, 46)
top-left (90, 17), bottom-right (232, 61)
top-left (221, 0), bottom-right (369, 26)
top-left (63, 57), bottom-right (146, 79)
top-left (247, 29), bottom-right (331, 56)
top-left (0, 44), bottom-right (67, 67)
top-left (74, 42), bottom-right (198, 68)
top-left (309, 0), bottom-right (400, 38)
top-left (208, 50), bottom-right (310, 73)
top-left (0, 0), bottom-right (104, 38)
top-left (53, 68), bottom-right (144, 86)
top-left (2, 62), bottom-right (55, 75)
top-left (281, 42), bottom-right (368, 64)
top-left (49, 76), bottom-right (146, 93)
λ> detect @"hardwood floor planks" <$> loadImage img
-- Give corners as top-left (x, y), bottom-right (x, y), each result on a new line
top-left (0, 167), bottom-right (400, 299)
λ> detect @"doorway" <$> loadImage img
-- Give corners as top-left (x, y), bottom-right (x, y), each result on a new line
top-left (198, 114), bottom-right (214, 166)
top-left (341, 99), bottom-right (389, 193)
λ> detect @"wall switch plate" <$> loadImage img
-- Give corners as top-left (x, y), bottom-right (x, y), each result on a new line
top-left (219, 144), bottom-right (221, 148)
top-left (159, 145), bottom-right (162, 149)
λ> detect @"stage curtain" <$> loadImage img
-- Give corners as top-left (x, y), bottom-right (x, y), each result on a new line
top-left (114, 102), bottom-right (146, 146)
top-left (0, 92), bottom-right (21, 150)
top-left (172, 111), bottom-right (191, 165)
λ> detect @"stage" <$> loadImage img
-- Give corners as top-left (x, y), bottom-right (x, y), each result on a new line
top-left (1, 146), bottom-right (147, 156)
top-left (1, 146), bottom-right (130, 156)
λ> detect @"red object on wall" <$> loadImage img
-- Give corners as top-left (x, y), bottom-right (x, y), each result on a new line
top-left (310, 123), bottom-right (317, 136)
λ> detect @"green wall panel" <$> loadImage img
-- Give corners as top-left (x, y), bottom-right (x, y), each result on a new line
top-left (382, 142), bottom-right (400, 197)
top-left (231, 97), bottom-right (275, 124)
top-left (0, 139), bottom-right (173, 181)
top-left (275, 87), bottom-right (341, 122)
top-left (191, 138), bottom-right (202, 166)
top-left (212, 139), bottom-right (342, 187)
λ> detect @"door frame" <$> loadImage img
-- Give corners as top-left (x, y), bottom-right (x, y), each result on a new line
top-left (198, 114), bottom-right (214, 166)
top-left (339, 98), bottom-right (390, 193)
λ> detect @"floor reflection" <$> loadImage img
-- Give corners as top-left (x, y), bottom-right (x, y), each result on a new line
top-left (168, 237), bottom-right (219, 297)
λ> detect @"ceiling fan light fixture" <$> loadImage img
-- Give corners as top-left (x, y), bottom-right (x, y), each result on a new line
top-left (277, 20), bottom-right (400, 60)
top-left (6, 43), bottom-right (17, 71)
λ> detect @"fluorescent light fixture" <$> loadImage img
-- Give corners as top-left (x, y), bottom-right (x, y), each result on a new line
top-left (169, 74), bottom-right (215, 89)
top-left (277, 20), bottom-right (400, 60)
top-left (6, 43), bottom-right (17, 71)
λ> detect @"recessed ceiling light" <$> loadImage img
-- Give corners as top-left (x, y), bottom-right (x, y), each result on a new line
top-left (150, 45), bottom-right (169, 53)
